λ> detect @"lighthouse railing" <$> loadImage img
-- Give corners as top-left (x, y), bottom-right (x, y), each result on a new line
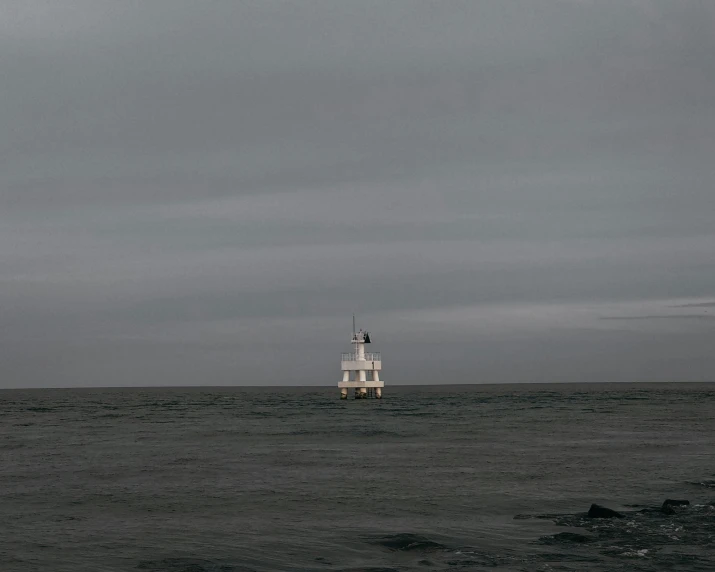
top-left (341, 352), bottom-right (381, 362)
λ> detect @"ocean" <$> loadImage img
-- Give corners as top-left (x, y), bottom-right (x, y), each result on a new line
top-left (1, 383), bottom-right (713, 571)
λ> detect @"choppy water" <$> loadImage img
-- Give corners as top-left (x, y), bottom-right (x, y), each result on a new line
top-left (1, 383), bottom-right (714, 571)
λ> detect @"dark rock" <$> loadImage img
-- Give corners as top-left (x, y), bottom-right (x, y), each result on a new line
top-left (587, 504), bottom-right (624, 519)
top-left (662, 499), bottom-right (690, 508)
top-left (660, 499), bottom-right (689, 515)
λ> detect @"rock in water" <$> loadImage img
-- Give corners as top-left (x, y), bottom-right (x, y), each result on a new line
top-left (662, 499), bottom-right (690, 508)
top-left (550, 532), bottom-right (594, 543)
top-left (587, 504), bottom-right (624, 519)
top-left (661, 499), bottom-right (689, 514)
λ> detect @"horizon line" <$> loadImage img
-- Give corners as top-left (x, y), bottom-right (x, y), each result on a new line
top-left (1, 380), bottom-right (713, 391)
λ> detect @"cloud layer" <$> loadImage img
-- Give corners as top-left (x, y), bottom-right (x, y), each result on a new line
top-left (1, 1), bottom-right (714, 387)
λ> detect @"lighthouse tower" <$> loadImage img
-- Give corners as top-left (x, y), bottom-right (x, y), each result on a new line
top-left (338, 316), bottom-right (384, 399)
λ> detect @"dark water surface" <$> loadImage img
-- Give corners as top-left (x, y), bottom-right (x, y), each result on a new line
top-left (1, 383), bottom-right (714, 571)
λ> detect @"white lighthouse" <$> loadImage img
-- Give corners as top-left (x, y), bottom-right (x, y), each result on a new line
top-left (338, 316), bottom-right (384, 399)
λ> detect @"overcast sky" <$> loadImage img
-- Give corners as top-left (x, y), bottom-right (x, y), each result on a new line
top-left (1, 1), bottom-right (714, 388)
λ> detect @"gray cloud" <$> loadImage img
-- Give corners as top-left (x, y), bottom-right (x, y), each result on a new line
top-left (600, 315), bottom-right (715, 321)
top-left (1, 0), bottom-right (714, 387)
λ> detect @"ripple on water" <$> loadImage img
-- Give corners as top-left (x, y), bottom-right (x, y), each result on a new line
top-left (368, 533), bottom-right (447, 552)
top-left (136, 558), bottom-right (246, 572)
